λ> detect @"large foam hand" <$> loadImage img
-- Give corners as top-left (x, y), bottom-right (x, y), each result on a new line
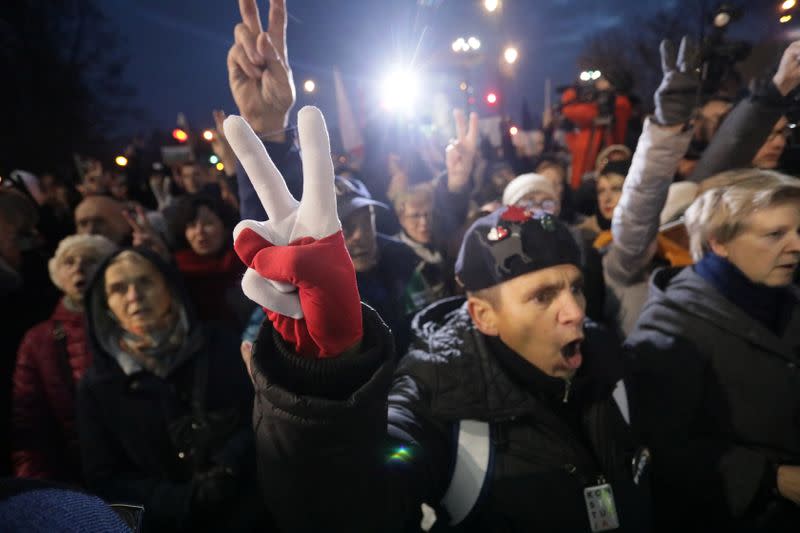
top-left (225, 106), bottom-right (362, 358)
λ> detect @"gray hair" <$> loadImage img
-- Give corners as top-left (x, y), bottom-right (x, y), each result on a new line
top-left (685, 169), bottom-right (800, 261)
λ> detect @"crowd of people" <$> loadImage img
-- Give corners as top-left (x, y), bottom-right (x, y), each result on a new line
top-left (2, 0), bottom-right (800, 531)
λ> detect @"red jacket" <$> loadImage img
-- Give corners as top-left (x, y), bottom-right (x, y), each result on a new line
top-left (12, 299), bottom-right (91, 482)
top-left (561, 88), bottom-right (632, 189)
top-left (173, 248), bottom-right (251, 330)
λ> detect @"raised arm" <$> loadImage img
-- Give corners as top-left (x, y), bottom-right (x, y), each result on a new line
top-left (227, 0), bottom-right (302, 220)
top-left (605, 38), bottom-right (697, 284)
top-left (690, 41), bottom-right (800, 182)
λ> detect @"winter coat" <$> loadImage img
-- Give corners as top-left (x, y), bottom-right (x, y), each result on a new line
top-left (12, 299), bottom-right (91, 483)
top-left (561, 88), bottom-right (632, 189)
top-left (626, 266), bottom-right (800, 532)
top-left (173, 247), bottom-right (253, 331)
top-left (77, 248), bottom-right (264, 533)
top-left (603, 119), bottom-right (693, 338)
top-left (690, 80), bottom-right (789, 182)
top-left (251, 297), bottom-right (652, 532)
top-left (357, 234), bottom-right (417, 354)
top-left (0, 250), bottom-right (60, 477)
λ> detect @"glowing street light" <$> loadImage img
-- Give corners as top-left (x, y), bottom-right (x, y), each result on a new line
top-left (215, 162), bottom-right (225, 171)
top-left (484, 0), bottom-right (499, 12)
top-left (486, 92), bottom-right (498, 105)
top-left (503, 47), bottom-right (519, 65)
top-left (202, 129), bottom-right (214, 141)
top-left (452, 36), bottom-right (481, 53)
top-left (782, 0), bottom-right (796, 11)
top-left (115, 156), bottom-right (128, 167)
top-left (303, 79), bottom-right (316, 93)
top-left (209, 154), bottom-right (219, 165)
top-left (781, 14), bottom-right (793, 23)
top-left (509, 126), bottom-right (519, 136)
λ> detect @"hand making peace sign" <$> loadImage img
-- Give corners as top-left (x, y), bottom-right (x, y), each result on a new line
top-left (228, 0), bottom-right (295, 141)
top-left (446, 109), bottom-right (479, 193)
top-left (226, 107), bottom-right (362, 358)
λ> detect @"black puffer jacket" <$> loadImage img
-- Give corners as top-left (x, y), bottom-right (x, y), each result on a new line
top-left (626, 267), bottom-right (800, 532)
top-left (252, 297), bottom-right (652, 532)
top-left (77, 248), bottom-right (265, 533)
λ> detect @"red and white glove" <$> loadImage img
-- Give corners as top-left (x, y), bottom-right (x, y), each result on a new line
top-left (225, 107), bottom-right (362, 358)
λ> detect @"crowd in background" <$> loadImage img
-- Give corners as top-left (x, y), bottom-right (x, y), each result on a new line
top-left (2, 1), bottom-right (800, 531)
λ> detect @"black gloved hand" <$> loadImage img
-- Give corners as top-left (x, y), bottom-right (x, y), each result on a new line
top-left (653, 36), bottom-right (701, 126)
top-left (190, 465), bottom-right (238, 509)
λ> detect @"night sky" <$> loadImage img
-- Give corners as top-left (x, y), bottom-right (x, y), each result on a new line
top-left (106, 0), bottom-right (779, 136)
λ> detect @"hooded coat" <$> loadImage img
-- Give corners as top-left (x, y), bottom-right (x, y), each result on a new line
top-left (76, 248), bottom-right (264, 533)
top-left (251, 298), bottom-right (652, 532)
top-left (626, 266), bottom-right (800, 532)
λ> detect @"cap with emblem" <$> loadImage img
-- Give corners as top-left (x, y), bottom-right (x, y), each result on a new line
top-left (455, 206), bottom-right (582, 291)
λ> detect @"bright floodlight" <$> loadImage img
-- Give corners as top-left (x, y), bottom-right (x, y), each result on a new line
top-left (484, 0), bottom-right (499, 12)
top-left (503, 47), bottom-right (519, 64)
top-left (781, 14), bottom-right (793, 23)
top-left (452, 38), bottom-right (465, 52)
top-left (115, 156), bottom-right (128, 167)
top-left (468, 37), bottom-right (481, 50)
top-left (783, 0), bottom-right (796, 11)
top-left (591, 70), bottom-right (602, 80)
top-left (579, 71), bottom-right (591, 82)
top-left (381, 68), bottom-right (420, 114)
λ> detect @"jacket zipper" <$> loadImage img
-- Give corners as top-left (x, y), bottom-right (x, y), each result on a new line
top-left (562, 378), bottom-right (572, 403)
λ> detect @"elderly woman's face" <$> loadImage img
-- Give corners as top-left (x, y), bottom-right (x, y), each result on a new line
top-left (56, 248), bottom-right (103, 303)
top-left (713, 202), bottom-right (800, 287)
top-left (185, 206), bottom-right (225, 256)
top-left (104, 257), bottom-right (172, 334)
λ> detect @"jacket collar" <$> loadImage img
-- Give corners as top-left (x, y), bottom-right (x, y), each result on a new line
top-left (411, 298), bottom-right (623, 421)
top-left (650, 267), bottom-right (800, 363)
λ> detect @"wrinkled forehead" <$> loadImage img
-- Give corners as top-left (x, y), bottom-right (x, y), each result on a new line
top-left (104, 254), bottom-right (162, 285)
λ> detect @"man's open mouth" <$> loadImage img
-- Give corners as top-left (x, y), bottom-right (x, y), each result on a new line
top-left (561, 338), bottom-right (583, 370)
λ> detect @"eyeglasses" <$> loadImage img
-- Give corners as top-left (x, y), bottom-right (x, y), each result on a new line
top-left (516, 199), bottom-right (557, 214)
top-left (402, 211), bottom-right (433, 223)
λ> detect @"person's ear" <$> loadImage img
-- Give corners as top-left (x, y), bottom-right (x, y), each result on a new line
top-left (709, 238), bottom-right (728, 258)
top-left (467, 296), bottom-right (499, 336)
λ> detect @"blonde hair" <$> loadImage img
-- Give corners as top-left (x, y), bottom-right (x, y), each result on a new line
top-left (393, 183), bottom-right (434, 217)
top-left (685, 169), bottom-right (800, 261)
top-left (48, 234), bottom-right (118, 291)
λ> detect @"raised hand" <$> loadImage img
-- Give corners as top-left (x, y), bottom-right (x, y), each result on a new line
top-left (446, 109), bottom-right (479, 193)
top-left (226, 107), bottom-right (362, 358)
top-left (211, 109), bottom-right (238, 176)
top-left (122, 205), bottom-right (169, 259)
top-left (227, 0), bottom-right (295, 140)
top-left (653, 36), bottom-right (701, 126)
top-left (773, 40), bottom-right (800, 97)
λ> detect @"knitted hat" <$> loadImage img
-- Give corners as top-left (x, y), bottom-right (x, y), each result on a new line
top-left (455, 206), bottom-right (581, 291)
top-left (48, 234), bottom-right (118, 292)
top-left (502, 173), bottom-right (557, 207)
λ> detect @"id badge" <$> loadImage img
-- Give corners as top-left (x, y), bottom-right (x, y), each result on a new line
top-left (583, 483), bottom-right (620, 532)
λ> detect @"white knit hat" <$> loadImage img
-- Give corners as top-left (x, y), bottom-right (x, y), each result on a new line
top-left (502, 173), bottom-right (557, 207)
top-left (48, 234), bottom-right (118, 291)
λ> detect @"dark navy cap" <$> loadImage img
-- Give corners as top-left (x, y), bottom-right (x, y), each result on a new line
top-left (455, 206), bottom-right (581, 292)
